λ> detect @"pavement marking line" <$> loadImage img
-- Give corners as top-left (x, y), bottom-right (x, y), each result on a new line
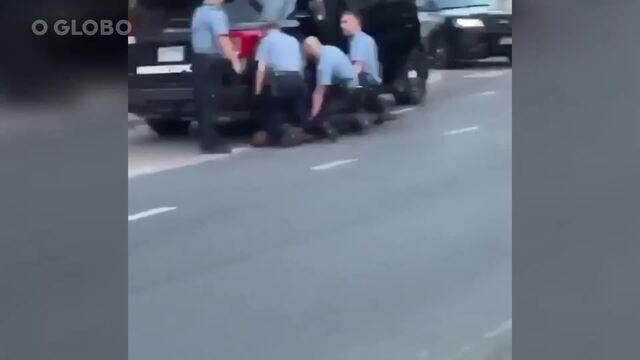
top-left (477, 90), bottom-right (497, 96)
top-left (310, 159), bottom-right (359, 171)
top-left (444, 126), bottom-right (480, 136)
top-left (128, 207), bottom-right (177, 222)
top-left (390, 107), bottom-right (416, 115)
top-left (128, 146), bottom-right (252, 179)
top-left (484, 319), bottom-right (512, 338)
top-left (464, 70), bottom-right (505, 79)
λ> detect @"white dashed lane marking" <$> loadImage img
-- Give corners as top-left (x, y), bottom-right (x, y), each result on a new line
top-left (444, 126), bottom-right (480, 136)
top-left (128, 207), bottom-right (177, 222)
top-left (484, 319), bottom-right (512, 338)
top-left (311, 159), bottom-right (359, 171)
top-left (477, 90), bottom-right (497, 96)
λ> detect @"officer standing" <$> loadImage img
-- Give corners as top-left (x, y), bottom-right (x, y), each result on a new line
top-left (191, 0), bottom-right (242, 153)
top-left (253, 22), bottom-right (308, 147)
top-left (340, 11), bottom-right (386, 121)
top-left (303, 36), bottom-right (361, 140)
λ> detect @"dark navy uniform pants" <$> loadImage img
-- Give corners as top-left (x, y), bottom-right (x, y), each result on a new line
top-left (261, 71), bottom-right (309, 142)
top-left (192, 53), bottom-right (228, 152)
top-left (358, 72), bottom-right (385, 115)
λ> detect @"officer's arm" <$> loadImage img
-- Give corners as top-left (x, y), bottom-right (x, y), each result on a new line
top-left (311, 59), bottom-right (330, 118)
top-left (254, 40), bottom-right (268, 95)
top-left (311, 85), bottom-right (327, 118)
top-left (350, 38), bottom-right (365, 74)
top-left (255, 61), bottom-right (267, 95)
top-left (218, 36), bottom-right (238, 62)
top-left (212, 12), bottom-right (241, 72)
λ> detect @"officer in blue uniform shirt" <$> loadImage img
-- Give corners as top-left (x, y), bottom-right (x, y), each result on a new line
top-left (253, 22), bottom-right (309, 147)
top-left (191, 0), bottom-right (242, 153)
top-left (341, 11), bottom-right (386, 122)
top-left (303, 36), bottom-right (362, 140)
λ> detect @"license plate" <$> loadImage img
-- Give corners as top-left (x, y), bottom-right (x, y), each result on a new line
top-left (157, 46), bottom-right (185, 63)
top-left (499, 37), bottom-right (512, 45)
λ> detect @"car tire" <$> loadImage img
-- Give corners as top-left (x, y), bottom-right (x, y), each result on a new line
top-left (393, 81), bottom-right (426, 106)
top-left (392, 49), bottom-right (428, 106)
top-left (432, 36), bottom-right (457, 69)
top-left (145, 117), bottom-right (191, 137)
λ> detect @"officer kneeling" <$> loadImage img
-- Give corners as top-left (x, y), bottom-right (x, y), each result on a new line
top-left (303, 36), bottom-right (368, 140)
top-left (252, 22), bottom-right (310, 147)
top-left (341, 11), bottom-right (387, 123)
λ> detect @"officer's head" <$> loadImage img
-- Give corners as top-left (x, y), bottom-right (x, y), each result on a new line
top-left (340, 11), bottom-right (362, 37)
top-left (303, 37), bottom-right (323, 59)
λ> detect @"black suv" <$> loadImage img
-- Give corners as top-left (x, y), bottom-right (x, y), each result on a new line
top-left (128, 0), bottom-right (429, 136)
top-left (416, 0), bottom-right (512, 68)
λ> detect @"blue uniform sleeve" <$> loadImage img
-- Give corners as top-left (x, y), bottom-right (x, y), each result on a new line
top-left (210, 10), bottom-right (229, 36)
top-left (316, 55), bottom-right (333, 86)
top-left (349, 35), bottom-right (368, 63)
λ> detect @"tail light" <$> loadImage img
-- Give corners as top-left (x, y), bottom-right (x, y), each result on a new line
top-left (229, 29), bottom-right (265, 58)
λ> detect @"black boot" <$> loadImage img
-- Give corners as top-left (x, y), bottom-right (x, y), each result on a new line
top-left (322, 122), bottom-right (339, 143)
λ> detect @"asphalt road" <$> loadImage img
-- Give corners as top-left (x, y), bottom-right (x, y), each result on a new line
top-left (128, 64), bottom-right (512, 360)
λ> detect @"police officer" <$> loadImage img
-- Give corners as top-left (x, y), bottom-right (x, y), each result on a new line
top-left (303, 36), bottom-right (362, 140)
top-left (191, 0), bottom-right (242, 153)
top-left (253, 22), bottom-right (309, 147)
top-left (340, 11), bottom-right (386, 122)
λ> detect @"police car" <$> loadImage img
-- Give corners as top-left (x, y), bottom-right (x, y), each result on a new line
top-left (417, 0), bottom-right (512, 68)
top-left (128, 0), bottom-right (428, 136)
top-left (128, 0), bottom-right (270, 136)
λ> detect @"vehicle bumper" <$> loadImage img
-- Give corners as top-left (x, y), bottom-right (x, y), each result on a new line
top-left (453, 29), bottom-right (512, 60)
top-left (128, 85), bottom-right (252, 123)
top-left (129, 87), bottom-right (194, 118)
